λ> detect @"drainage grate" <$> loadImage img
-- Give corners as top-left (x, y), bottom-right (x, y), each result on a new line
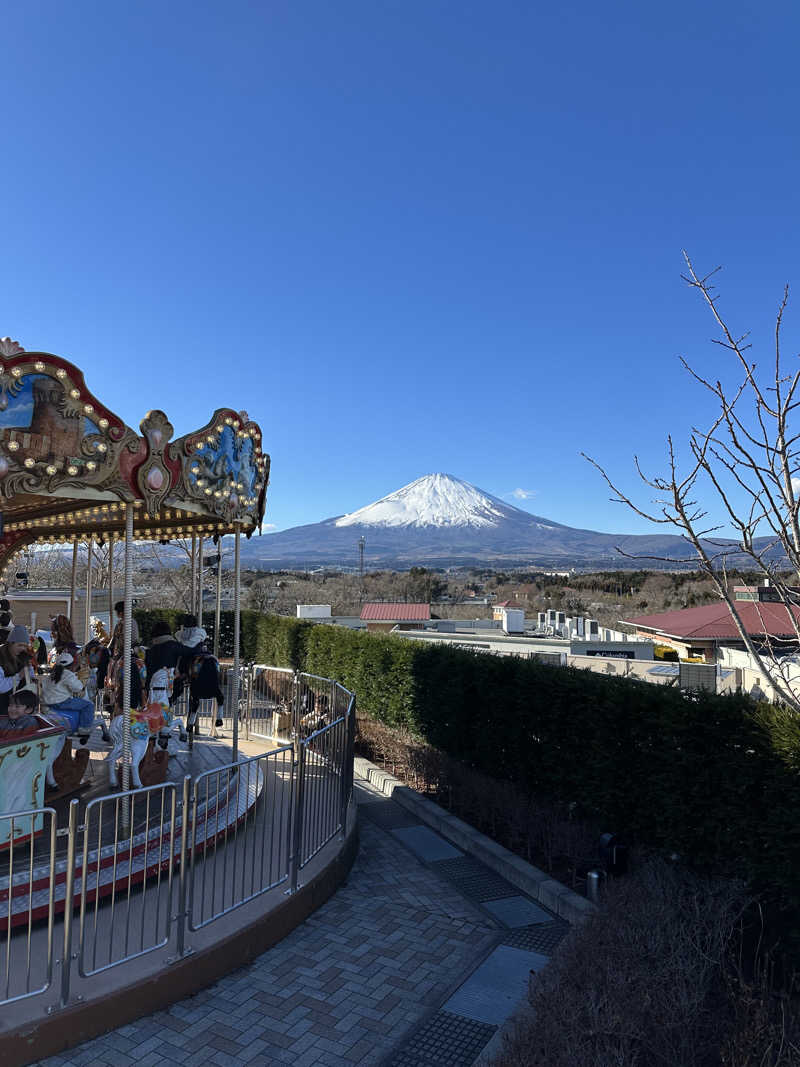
top-left (391, 825), bottom-right (463, 862)
top-left (359, 800), bottom-right (422, 831)
top-left (431, 856), bottom-right (521, 902)
top-left (443, 944), bottom-right (550, 1026)
top-left (389, 1010), bottom-right (497, 1066)
top-left (483, 895), bottom-right (554, 928)
top-left (502, 919), bottom-right (571, 955)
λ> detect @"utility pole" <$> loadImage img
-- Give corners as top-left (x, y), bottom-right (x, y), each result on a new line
top-left (358, 536), bottom-right (365, 602)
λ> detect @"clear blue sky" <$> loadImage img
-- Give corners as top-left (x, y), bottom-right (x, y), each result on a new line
top-left (4, 2), bottom-right (800, 536)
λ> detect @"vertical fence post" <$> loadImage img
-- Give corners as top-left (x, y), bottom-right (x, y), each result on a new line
top-left (288, 740), bottom-right (306, 894)
top-left (340, 694), bottom-right (356, 838)
top-left (59, 799), bottom-right (79, 1008)
top-left (292, 671), bottom-right (301, 740)
top-left (175, 775), bottom-right (192, 959)
top-left (245, 663), bottom-right (253, 740)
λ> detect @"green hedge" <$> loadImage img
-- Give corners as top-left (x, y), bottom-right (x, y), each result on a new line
top-left (134, 610), bottom-right (800, 932)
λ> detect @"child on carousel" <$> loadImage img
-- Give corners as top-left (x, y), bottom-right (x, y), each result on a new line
top-left (0, 687), bottom-right (41, 737)
top-left (41, 653), bottom-right (96, 743)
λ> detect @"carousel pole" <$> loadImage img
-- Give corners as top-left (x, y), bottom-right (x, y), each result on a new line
top-left (213, 543), bottom-right (222, 659)
top-left (84, 535), bottom-right (94, 645)
top-left (108, 540), bottom-right (114, 637)
top-left (232, 523), bottom-right (241, 763)
top-left (69, 541), bottom-right (78, 624)
top-left (190, 532), bottom-right (197, 615)
top-left (121, 504), bottom-right (134, 821)
top-left (197, 536), bottom-right (204, 633)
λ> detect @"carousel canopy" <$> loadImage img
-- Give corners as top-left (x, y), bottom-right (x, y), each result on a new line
top-left (0, 338), bottom-right (270, 576)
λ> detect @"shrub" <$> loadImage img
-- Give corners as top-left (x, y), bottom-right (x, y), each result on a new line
top-left (492, 860), bottom-right (799, 1067)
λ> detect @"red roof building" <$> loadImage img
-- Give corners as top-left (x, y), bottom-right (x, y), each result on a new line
top-left (360, 603), bottom-right (431, 631)
top-left (622, 600), bottom-right (800, 661)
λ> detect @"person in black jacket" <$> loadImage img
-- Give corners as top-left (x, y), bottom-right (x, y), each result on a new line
top-left (145, 621), bottom-right (192, 698)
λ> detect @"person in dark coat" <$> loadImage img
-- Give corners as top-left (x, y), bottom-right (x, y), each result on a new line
top-left (145, 621), bottom-right (192, 692)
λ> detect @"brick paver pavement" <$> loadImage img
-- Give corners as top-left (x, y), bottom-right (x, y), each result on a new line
top-left (36, 779), bottom-right (499, 1067)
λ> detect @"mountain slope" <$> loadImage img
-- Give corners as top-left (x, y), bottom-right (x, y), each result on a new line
top-left (239, 473), bottom-right (717, 569)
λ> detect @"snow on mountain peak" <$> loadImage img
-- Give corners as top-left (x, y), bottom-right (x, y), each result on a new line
top-left (334, 473), bottom-right (509, 529)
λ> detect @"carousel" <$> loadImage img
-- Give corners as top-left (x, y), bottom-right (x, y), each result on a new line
top-left (0, 336), bottom-right (270, 925)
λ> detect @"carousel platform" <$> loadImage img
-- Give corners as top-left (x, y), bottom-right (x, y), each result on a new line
top-left (0, 731), bottom-right (264, 929)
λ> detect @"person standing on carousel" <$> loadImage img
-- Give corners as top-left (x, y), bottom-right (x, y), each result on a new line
top-left (50, 614), bottom-right (81, 672)
top-left (108, 601), bottom-right (139, 656)
top-left (106, 601), bottom-right (144, 717)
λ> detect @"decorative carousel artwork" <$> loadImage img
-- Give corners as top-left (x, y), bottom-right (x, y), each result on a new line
top-left (171, 409), bottom-right (269, 525)
top-left (0, 347), bottom-right (135, 501)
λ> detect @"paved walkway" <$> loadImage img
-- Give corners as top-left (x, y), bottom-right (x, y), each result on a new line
top-left (36, 770), bottom-right (568, 1067)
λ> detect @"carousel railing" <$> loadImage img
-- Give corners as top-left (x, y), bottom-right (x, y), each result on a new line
top-left (0, 808), bottom-right (57, 1005)
top-left (0, 666), bottom-right (356, 1015)
top-left (187, 744), bottom-right (294, 930)
top-left (78, 783), bottom-right (178, 977)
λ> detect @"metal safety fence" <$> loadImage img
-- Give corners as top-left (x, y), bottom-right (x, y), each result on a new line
top-left (0, 666), bottom-right (355, 1016)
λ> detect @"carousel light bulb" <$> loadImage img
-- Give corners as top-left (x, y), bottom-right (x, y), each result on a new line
top-left (196, 478), bottom-right (205, 487)
top-left (99, 418), bottom-right (109, 429)
top-left (10, 367), bottom-right (22, 378)
top-left (96, 443), bottom-right (107, 453)
top-left (34, 361), bottom-right (45, 371)
top-left (56, 368), bottom-right (66, 378)
top-left (7, 441), bottom-right (19, 451)
top-left (204, 488), bottom-right (212, 496)
top-left (190, 466), bottom-right (199, 475)
top-left (84, 404), bottom-right (94, 414)
top-left (24, 457), bottom-right (35, 468)
top-left (45, 464), bottom-right (57, 474)
top-left (70, 388), bottom-right (80, 399)
top-left (67, 465), bottom-right (78, 475)
top-left (224, 417), bottom-right (232, 425)
top-left (207, 435), bottom-right (215, 444)
top-left (86, 461), bottom-right (97, 471)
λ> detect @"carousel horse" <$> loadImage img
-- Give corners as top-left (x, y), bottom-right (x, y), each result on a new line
top-left (107, 669), bottom-right (188, 789)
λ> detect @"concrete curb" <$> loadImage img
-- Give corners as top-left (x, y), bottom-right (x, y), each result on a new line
top-left (354, 756), bottom-right (596, 925)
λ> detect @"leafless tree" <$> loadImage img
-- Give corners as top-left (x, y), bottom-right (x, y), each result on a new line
top-left (585, 254), bottom-right (800, 709)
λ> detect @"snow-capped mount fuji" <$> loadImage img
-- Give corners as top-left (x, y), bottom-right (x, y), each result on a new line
top-left (238, 472), bottom-right (712, 569)
top-left (334, 474), bottom-right (551, 530)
